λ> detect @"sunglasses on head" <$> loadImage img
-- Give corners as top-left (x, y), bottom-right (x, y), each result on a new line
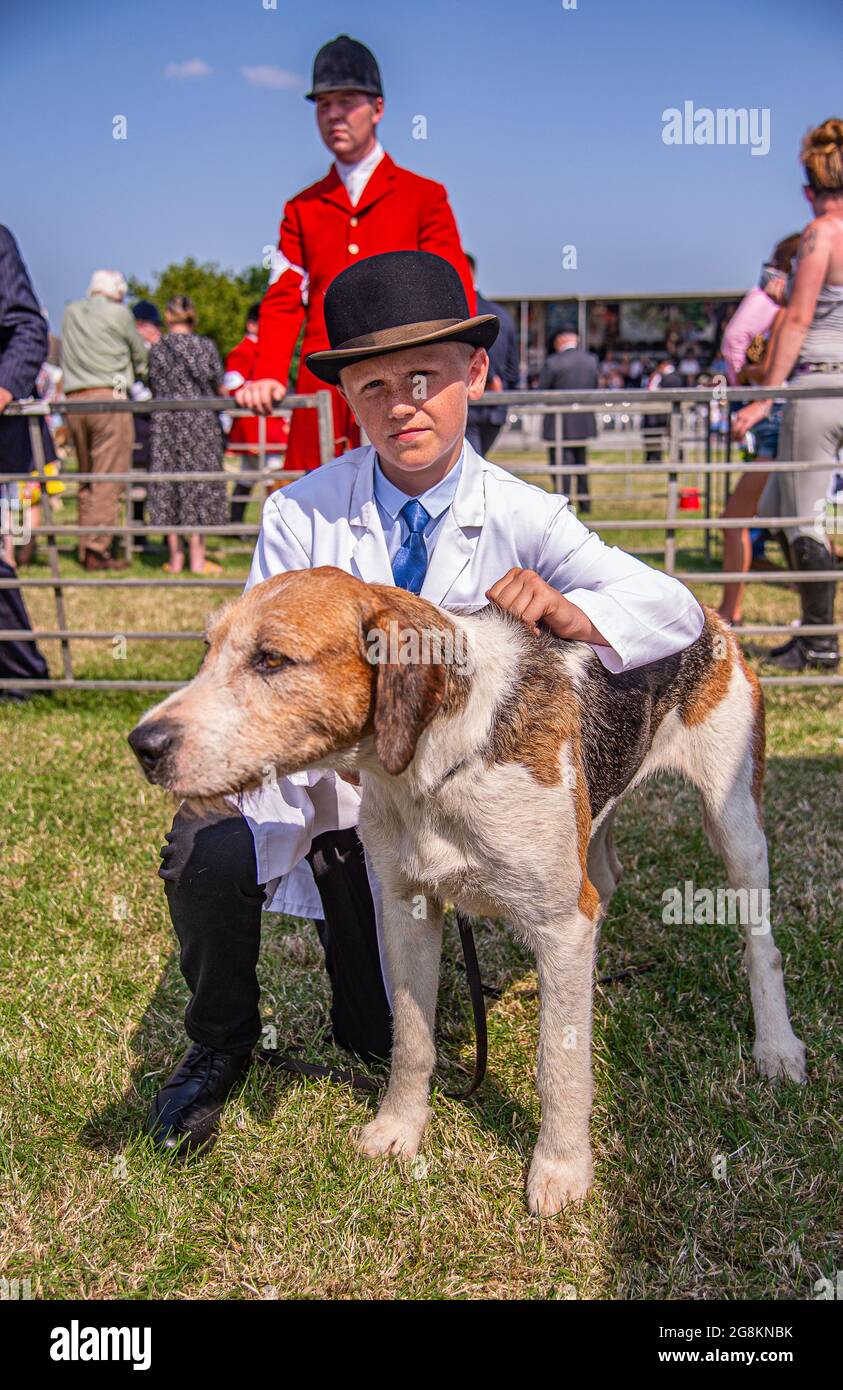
top-left (759, 264), bottom-right (787, 291)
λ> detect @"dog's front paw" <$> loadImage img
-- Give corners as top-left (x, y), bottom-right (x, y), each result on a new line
top-left (357, 1109), bottom-right (429, 1160)
top-left (753, 1033), bottom-right (807, 1084)
top-left (526, 1148), bottom-right (593, 1217)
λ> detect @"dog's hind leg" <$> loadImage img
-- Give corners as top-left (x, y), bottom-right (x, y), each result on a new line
top-left (677, 671), bottom-right (806, 1084)
top-left (357, 891), bottom-right (443, 1161)
top-left (705, 793), bottom-right (806, 1083)
top-left (525, 904), bottom-right (599, 1216)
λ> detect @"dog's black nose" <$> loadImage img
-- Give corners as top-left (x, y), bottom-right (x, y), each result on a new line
top-left (128, 720), bottom-right (176, 772)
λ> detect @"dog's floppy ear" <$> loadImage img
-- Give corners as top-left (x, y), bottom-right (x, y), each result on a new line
top-left (362, 603), bottom-right (447, 776)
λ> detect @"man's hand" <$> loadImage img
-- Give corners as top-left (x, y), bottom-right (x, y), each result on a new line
top-left (486, 567), bottom-right (608, 645)
top-left (234, 378), bottom-right (286, 415)
top-left (0, 386), bottom-right (13, 415)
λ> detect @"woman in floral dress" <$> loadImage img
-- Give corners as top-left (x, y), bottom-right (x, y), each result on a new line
top-left (148, 296), bottom-right (227, 574)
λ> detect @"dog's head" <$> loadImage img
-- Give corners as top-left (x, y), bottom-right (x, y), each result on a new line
top-left (128, 566), bottom-right (468, 808)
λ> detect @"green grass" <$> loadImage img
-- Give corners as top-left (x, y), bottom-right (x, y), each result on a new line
top-left (0, 450), bottom-right (840, 1299)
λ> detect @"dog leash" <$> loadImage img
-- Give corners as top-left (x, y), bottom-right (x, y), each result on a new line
top-left (259, 913), bottom-right (488, 1101)
top-left (446, 913), bottom-right (488, 1099)
top-left (258, 1049), bottom-right (381, 1094)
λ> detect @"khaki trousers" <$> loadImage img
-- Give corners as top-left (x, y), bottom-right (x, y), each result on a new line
top-left (67, 388), bottom-right (134, 560)
top-left (757, 369), bottom-right (843, 545)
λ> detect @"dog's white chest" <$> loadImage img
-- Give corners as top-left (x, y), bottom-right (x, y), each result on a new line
top-left (362, 793), bottom-right (487, 903)
top-left (358, 765), bottom-right (566, 922)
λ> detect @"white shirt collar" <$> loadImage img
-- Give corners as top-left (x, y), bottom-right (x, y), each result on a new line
top-left (373, 442), bottom-right (465, 523)
top-left (334, 139), bottom-right (385, 207)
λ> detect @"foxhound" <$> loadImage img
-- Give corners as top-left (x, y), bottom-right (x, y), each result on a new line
top-left (129, 566), bottom-right (807, 1216)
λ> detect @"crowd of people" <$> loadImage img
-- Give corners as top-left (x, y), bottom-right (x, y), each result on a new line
top-left (50, 275), bottom-right (288, 576)
top-left (0, 259), bottom-right (519, 584)
top-left (0, 33), bottom-right (840, 689)
top-left (592, 347), bottom-right (711, 391)
top-left (13, 294), bottom-right (732, 577)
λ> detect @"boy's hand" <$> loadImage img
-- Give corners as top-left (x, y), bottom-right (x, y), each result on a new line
top-left (486, 568), bottom-right (608, 645)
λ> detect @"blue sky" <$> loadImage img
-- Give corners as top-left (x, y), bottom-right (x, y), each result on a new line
top-left (4, 0), bottom-right (841, 329)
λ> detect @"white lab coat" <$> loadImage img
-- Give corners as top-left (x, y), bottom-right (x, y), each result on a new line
top-left (236, 440), bottom-right (704, 919)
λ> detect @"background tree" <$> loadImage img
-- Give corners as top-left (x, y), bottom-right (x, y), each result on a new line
top-left (129, 257), bottom-right (303, 378)
top-left (128, 259), bottom-right (264, 360)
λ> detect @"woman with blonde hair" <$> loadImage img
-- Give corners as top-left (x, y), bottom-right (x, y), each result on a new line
top-left (148, 295), bottom-right (227, 574)
top-left (733, 117), bottom-right (843, 670)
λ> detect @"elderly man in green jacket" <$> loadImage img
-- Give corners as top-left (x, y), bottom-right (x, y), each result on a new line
top-left (61, 270), bottom-right (149, 570)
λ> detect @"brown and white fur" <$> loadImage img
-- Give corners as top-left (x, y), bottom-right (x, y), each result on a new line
top-left (128, 566), bottom-right (807, 1216)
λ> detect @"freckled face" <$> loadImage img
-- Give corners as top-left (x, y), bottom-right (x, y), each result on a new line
top-left (337, 341), bottom-right (488, 481)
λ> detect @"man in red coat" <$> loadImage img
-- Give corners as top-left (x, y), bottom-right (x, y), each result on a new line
top-left (223, 303), bottom-right (290, 522)
top-left (235, 34), bottom-right (475, 471)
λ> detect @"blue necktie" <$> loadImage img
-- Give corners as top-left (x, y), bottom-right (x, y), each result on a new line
top-left (391, 499), bottom-right (430, 593)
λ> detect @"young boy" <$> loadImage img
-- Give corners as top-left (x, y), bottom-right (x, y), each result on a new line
top-left (149, 251), bottom-right (704, 1154)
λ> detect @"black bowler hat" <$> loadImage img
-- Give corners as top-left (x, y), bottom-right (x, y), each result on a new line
top-left (306, 251), bottom-right (499, 386)
top-left (306, 34), bottom-right (383, 102)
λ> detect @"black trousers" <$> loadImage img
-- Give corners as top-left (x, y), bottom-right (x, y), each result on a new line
top-left (230, 456), bottom-right (258, 528)
top-left (547, 446), bottom-right (590, 510)
top-left (158, 808), bottom-right (393, 1063)
top-left (0, 557), bottom-right (48, 688)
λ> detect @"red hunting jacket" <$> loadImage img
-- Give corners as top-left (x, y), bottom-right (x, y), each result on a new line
top-left (253, 151), bottom-right (475, 471)
top-left (224, 333), bottom-right (289, 456)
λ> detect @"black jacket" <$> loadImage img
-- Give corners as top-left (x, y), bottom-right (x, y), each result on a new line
top-left (468, 291), bottom-right (520, 427)
top-left (538, 347), bottom-right (598, 442)
top-left (0, 226), bottom-right (53, 474)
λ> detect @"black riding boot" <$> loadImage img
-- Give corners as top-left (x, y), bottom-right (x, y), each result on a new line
top-left (770, 536), bottom-right (839, 671)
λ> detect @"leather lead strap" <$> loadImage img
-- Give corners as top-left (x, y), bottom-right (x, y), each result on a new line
top-left (260, 1051), bottom-right (380, 1093)
top-left (444, 914), bottom-right (488, 1100)
top-left (261, 914), bottom-right (488, 1100)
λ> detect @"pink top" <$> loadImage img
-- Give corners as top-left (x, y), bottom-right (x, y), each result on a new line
top-left (721, 286), bottom-right (779, 385)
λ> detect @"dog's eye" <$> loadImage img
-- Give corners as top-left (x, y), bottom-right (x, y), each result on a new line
top-left (254, 650), bottom-right (291, 673)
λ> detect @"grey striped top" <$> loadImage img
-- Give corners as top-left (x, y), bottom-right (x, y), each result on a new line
top-left (801, 281), bottom-right (843, 364)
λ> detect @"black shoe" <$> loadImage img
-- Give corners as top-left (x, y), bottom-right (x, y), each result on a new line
top-left (769, 628), bottom-right (800, 658)
top-left (768, 638), bottom-right (840, 671)
top-left (145, 1043), bottom-right (254, 1156)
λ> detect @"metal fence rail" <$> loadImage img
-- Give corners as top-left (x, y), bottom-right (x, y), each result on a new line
top-left (1, 384), bottom-right (841, 690)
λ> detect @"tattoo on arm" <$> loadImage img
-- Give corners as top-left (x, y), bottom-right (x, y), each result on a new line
top-left (801, 226), bottom-right (818, 257)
